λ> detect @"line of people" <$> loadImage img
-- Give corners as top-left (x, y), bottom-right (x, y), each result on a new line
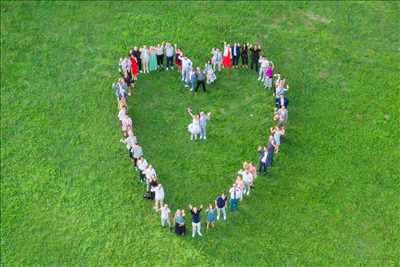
top-left (258, 74), bottom-right (290, 175)
top-left (112, 41), bottom-right (291, 238)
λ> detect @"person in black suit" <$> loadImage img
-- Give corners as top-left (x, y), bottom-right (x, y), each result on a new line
top-left (241, 43), bottom-right (249, 68)
top-left (232, 43), bottom-right (241, 68)
top-left (275, 95), bottom-right (289, 109)
top-left (195, 67), bottom-right (206, 92)
top-left (257, 146), bottom-right (268, 175)
top-left (249, 44), bottom-right (261, 72)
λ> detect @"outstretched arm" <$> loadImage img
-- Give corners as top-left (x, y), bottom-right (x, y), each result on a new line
top-left (187, 109), bottom-right (195, 118)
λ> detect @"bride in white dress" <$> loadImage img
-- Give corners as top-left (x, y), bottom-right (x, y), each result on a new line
top-left (187, 107), bottom-right (201, 140)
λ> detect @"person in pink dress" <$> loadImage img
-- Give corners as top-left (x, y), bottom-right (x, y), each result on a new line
top-left (264, 62), bottom-right (275, 90)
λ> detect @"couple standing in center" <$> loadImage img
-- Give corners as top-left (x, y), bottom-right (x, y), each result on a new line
top-left (187, 107), bottom-right (212, 141)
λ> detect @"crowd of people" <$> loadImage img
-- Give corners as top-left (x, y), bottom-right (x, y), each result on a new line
top-left (113, 41), bottom-right (290, 238)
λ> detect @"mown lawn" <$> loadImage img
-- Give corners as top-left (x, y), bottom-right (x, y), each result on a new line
top-left (1, 2), bottom-right (399, 266)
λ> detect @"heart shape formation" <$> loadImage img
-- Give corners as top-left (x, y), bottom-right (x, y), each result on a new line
top-left (113, 42), bottom-right (290, 237)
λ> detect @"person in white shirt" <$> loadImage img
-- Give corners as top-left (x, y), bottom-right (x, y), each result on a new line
top-left (212, 48), bottom-right (222, 72)
top-left (180, 55), bottom-right (192, 83)
top-left (121, 115), bottom-right (132, 136)
top-left (121, 133), bottom-right (137, 159)
top-left (165, 42), bottom-right (175, 70)
top-left (136, 156), bottom-right (148, 183)
top-left (258, 56), bottom-right (269, 82)
top-left (160, 203), bottom-right (171, 229)
top-left (140, 45), bottom-right (150, 73)
top-left (119, 57), bottom-right (131, 73)
top-left (274, 106), bottom-right (288, 127)
top-left (234, 176), bottom-right (244, 201)
top-left (152, 183), bottom-right (165, 211)
top-left (118, 107), bottom-right (127, 122)
top-left (258, 146), bottom-right (268, 175)
top-left (240, 169), bottom-right (253, 196)
top-left (144, 165), bottom-right (156, 190)
top-left (131, 143), bottom-right (143, 168)
top-left (229, 184), bottom-right (241, 212)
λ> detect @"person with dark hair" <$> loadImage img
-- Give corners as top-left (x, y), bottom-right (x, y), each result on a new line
top-left (131, 46), bottom-right (142, 73)
top-left (258, 146), bottom-right (268, 175)
top-left (165, 42), bottom-right (174, 70)
top-left (195, 67), bottom-right (206, 92)
top-left (136, 156), bottom-right (148, 183)
top-left (147, 176), bottom-right (158, 200)
top-left (250, 44), bottom-right (261, 72)
top-left (189, 204), bottom-right (203, 238)
top-left (241, 43), bottom-right (249, 68)
top-left (266, 135), bottom-right (277, 168)
top-left (156, 43), bottom-right (164, 69)
top-left (275, 95), bottom-right (289, 109)
top-left (175, 45), bottom-right (182, 71)
top-left (232, 43), bottom-right (241, 68)
top-left (123, 70), bottom-right (133, 96)
top-left (215, 193), bottom-right (227, 220)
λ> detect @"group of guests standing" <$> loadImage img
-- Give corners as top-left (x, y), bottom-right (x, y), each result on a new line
top-left (112, 41), bottom-right (291, 238)
top-left (257, 73), bottom-right (290, 175)
top-left (177, 51), bottom-right (216, 92)
top-left (218, 42), bottom-right (263, 70)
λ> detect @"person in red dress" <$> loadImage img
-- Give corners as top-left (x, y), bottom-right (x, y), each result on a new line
top-left (175, 46), bottom-right (183, 71)
top-left (222, 42), bottom-right (232, 68)
top-left (130, 54), bottom-right (139, 80)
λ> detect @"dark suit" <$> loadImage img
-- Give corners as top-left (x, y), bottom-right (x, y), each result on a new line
top-left (241, 44), bottom-right (248, 66)
top-left (250, 48), bottom-right (261, 72)
top-left (258, 150), bottom-right (268, 175)
top-left (275, 97), bottom-right (289, 109)
top-left (232, 45), bottom-right (241, 66)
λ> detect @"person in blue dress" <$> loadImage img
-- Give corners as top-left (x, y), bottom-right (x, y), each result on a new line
top-left (206, 203), bottom-right (216, 230)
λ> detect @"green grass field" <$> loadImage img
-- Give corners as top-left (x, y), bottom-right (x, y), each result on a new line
top-left (1, 2), bottom-right (399, 266)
